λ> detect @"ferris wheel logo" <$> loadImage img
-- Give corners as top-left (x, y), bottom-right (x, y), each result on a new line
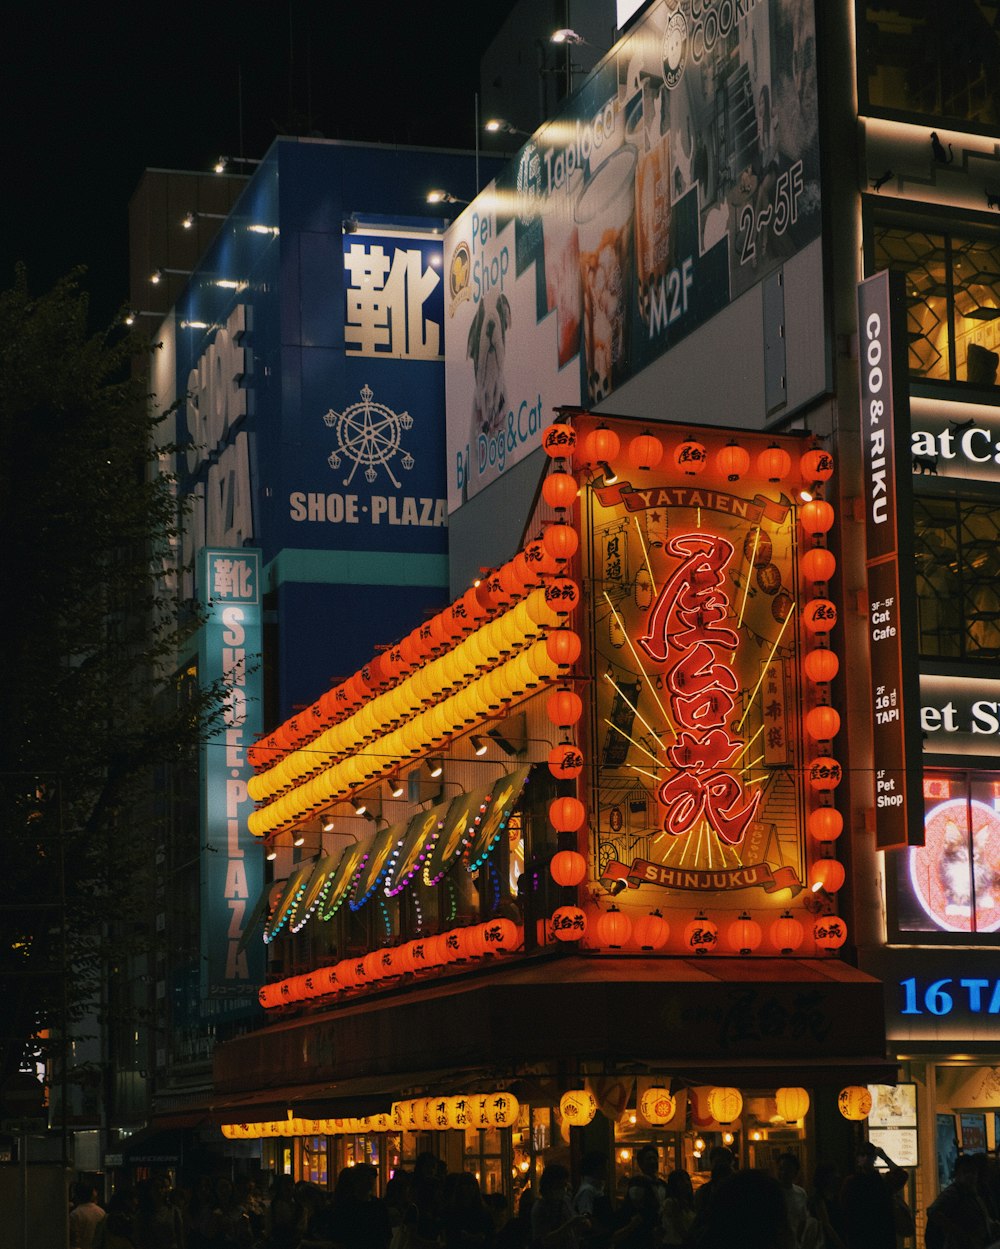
top-left (323, 383), bottom-right (415, 488)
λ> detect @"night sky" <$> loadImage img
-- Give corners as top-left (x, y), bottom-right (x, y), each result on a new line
top-left (4, 1), bottom-right (518, 326)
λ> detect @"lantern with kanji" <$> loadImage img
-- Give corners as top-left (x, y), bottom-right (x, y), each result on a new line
top-left (542, 423), bottom-right (577, 458)
top-left (684, 913), bottom-right (718, 954)
top-left (551, 905), bottom-right (587, 941)
top-left (808, 756), bottom-right (842, 791)
top-left (803, 599), bottom-right (838, 633)
top-left (550, 850), bottom-right (587, 888)
top-left (548, 743), bottom-right (584, 779)
top-left (673, 438), bottom-right (707, 475)
top-left (488, 1092), bottom-right (520, 1128)
top-left (596, 905), bottom-right (632, 949)
top-left (838, 1086), bottom-right (872, 1121)
top-left (707, 1087), bottom-right (743, 1125)
top-left (560, 1090), bottom-right (598, 1126)
top-left (775, 1088), bottom-right (811, 1124)
top-left (639, 1087), bottom-right (677, 1126)
top-left (813, 916), bottom-right (848, 950)
top-left (633, 910), bottom-right (670, 951)
top-left (801, 448), bottom-right (834, 482)
top-left (770, 911), bottom-right (804, 954)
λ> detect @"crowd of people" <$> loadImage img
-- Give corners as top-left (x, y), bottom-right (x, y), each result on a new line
top-left (66, 1141), bottom-right (1000, 1249)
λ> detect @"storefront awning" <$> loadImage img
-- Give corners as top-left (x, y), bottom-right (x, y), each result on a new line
top-left (350, 820), bottom-right (409, 909)
top-left (289, 854), bottom-right (339, 934)
top-left (385, 803), bottom-right (455, 896)
top-left (315, 839), bottom-right (368, 921)
top-left (215, 953), bottom-right (898, 1097)
top-left (262, 862), bottom-right (313, 943)
top-left (464, 765), bottom-right (532, 871)
top-left (421, 787), bottom-right (494, 887)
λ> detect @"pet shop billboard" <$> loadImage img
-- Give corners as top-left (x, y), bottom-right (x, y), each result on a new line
top-left (444, 0), bottom-right (821, 510)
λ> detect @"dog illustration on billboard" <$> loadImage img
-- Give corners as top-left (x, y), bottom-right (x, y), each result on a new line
top-left (467, 292), bottom-right (511, 443)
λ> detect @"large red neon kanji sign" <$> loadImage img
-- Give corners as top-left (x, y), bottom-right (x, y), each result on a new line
top-left (638, 533), bottom-right (761, 846)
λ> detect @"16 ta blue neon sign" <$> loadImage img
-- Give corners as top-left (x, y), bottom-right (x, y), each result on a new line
top-left (900, 977), bottom-right (1000, 1016)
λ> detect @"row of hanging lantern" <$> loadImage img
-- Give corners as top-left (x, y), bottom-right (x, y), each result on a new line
top-left (543, 421), bottom-right (828, 488)
top-left (246, 525), bottom-right (582, 838)
top-left (258, 918), bottom-right (522, 1008)
top-left (796, 448), bottom-right (847, 938)
top-left (221, 1083), bottom-right (875, 1141)
top-left (548, 905), bottom-right (846, 954)
top-left (247, 599), bottom-right (581, 838)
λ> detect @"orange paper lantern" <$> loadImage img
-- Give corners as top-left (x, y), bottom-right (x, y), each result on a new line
top-left (808, 806), bottom-right (844, 842)
top-left (803, 599), bottom-right (838, 633)
top-left (542, 471), bottom-right (579, 509)
top-left (551, 905), bottom-right (587, 941)
top-left (716, 440), bottom-right (751, 482)
top-left (627, 432), bottom-right (664, 472)
top-left (633, 909), bottom-right (670, 951)
top-left (674, 438), bottom-right (707, 475)
top-left (582, 425), bottom-right (621, 465)
top-left (770, 911), bottom-right (804, 954)
top-left (814, 916), bottom-right (848, 950)
top-left (550, 796), bottom-right (586, 832)
top-left (805, 705), bottom-right (841, 741)
top-left (838, 1086), bottom-right (872, 1120)
top-left (542, 423), bottom-right (577, 458)
top-left (800, 547), bottom-right (836, 582)
top-left (727, 912), bottom-right (763, 956)
top-left (757, 443), bottom-right (792, 482)
top-left (547, 688), bottom-right (583, 728)
top-left (808, 756), bottom-right (842, 791)
top-left (775, 1087), bottom-right (811, 1124)
top-left (548, 743), bottom-right (584, 779)
top-left (803, 648), bottom-right (839, 684)
top-left (801, 448), bottom-right (835, 481)
top-left (595, 905), bottom-right (632, 948)
top-left (550, 849), bottom-right (587, 887)
top-left (684, 914), bottom-right (718, 954)
top-left (707, 1087), bottom-right (743, 1125)
top-left (810, 858), bottom-right (846, 893)
top-left (543, 524), bottom-right (580, 564)
top-left (800, 499), bottom-right (835, 535)
top-left (639, 1087), bottom-right (676, 1126)
top-left (547, 630), bottom-right (582, 667)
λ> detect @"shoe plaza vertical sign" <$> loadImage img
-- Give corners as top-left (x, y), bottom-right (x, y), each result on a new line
top-left (199, 549), bottom-right (265, 1010)
top-left (857, 271), bottom-right (923, 849)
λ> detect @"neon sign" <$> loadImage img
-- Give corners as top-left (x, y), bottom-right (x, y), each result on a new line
top-left (639, 533), bottom-right (761, 846)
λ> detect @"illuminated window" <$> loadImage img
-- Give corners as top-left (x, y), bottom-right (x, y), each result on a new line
top-left (873, 226), bottom-right (1000, 386)
top-left (915, 496), bottom-right (1000, 660)
top-left (858, 0), bottom-right (1000, 127)
top-left (891, 771), bottom-right (1000, 938)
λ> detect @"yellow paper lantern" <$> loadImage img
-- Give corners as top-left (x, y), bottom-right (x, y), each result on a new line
top-left (447, 1096), bottom-right (472, 1130)
top-left (559, 1089), bottom-right (598, 1126)
top-left (775, 1087), bottom-right (811, 1124)
top-left (488, 1092), bottom-right (521, 1128)
top-left (838, 1086), bottom-right (873, 1121)
top-left (639, 1087), bottom-right (677, 1126)
top-left (707, 1087), bottom-right (743, 1125)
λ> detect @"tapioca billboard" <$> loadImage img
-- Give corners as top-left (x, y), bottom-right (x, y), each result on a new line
top-left (444, 0), bottom-right (820, 509)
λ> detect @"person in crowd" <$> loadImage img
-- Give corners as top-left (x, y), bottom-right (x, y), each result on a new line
top-left (71, 1181), bottom-right (107, 1249)
top-left (690, 1168), bottom-right (795, 1249)
top-left (925, 1152), bottom-right (999, 1249)
top-left (441, 1169), bottom-right (495, 1249)
top-left (531, 1163), bottom-right (591, 1248)
top-left (660, 1169), bottom-right (695, 1247)
top-left (775, 1153), bottom-right (810, 1245)
top-left (96, 1190), bottom-right (138, 1249)
top-left (633, 1146), bottom-right (668, 1210)
top-left (883, 1167), bottom-right (914, 1249)
top-left (324, 1163), bottom-right (391, 1249)
top-left (403, 1151), bottom-right (447, 1248)
top-left (690, 1147), bottom-right (735, 1236)
top-left (574, 1151), bottom-right (613, 1249)
top-left (609, 1174), bottom-right (660, 1249)
top-left (185, 1175), bottom-right (219, 1249)
top-left (809, 1164), bottom-right (847, 1249)
top-left (133, 1176), bottom-right (185, 1249)
top-left (267, 1174), bottom-right (303, 1249)
top-left (840, 1143), bottom-right (903, 1249)
top-left (496, 1188), bottom-right (534, 1249)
